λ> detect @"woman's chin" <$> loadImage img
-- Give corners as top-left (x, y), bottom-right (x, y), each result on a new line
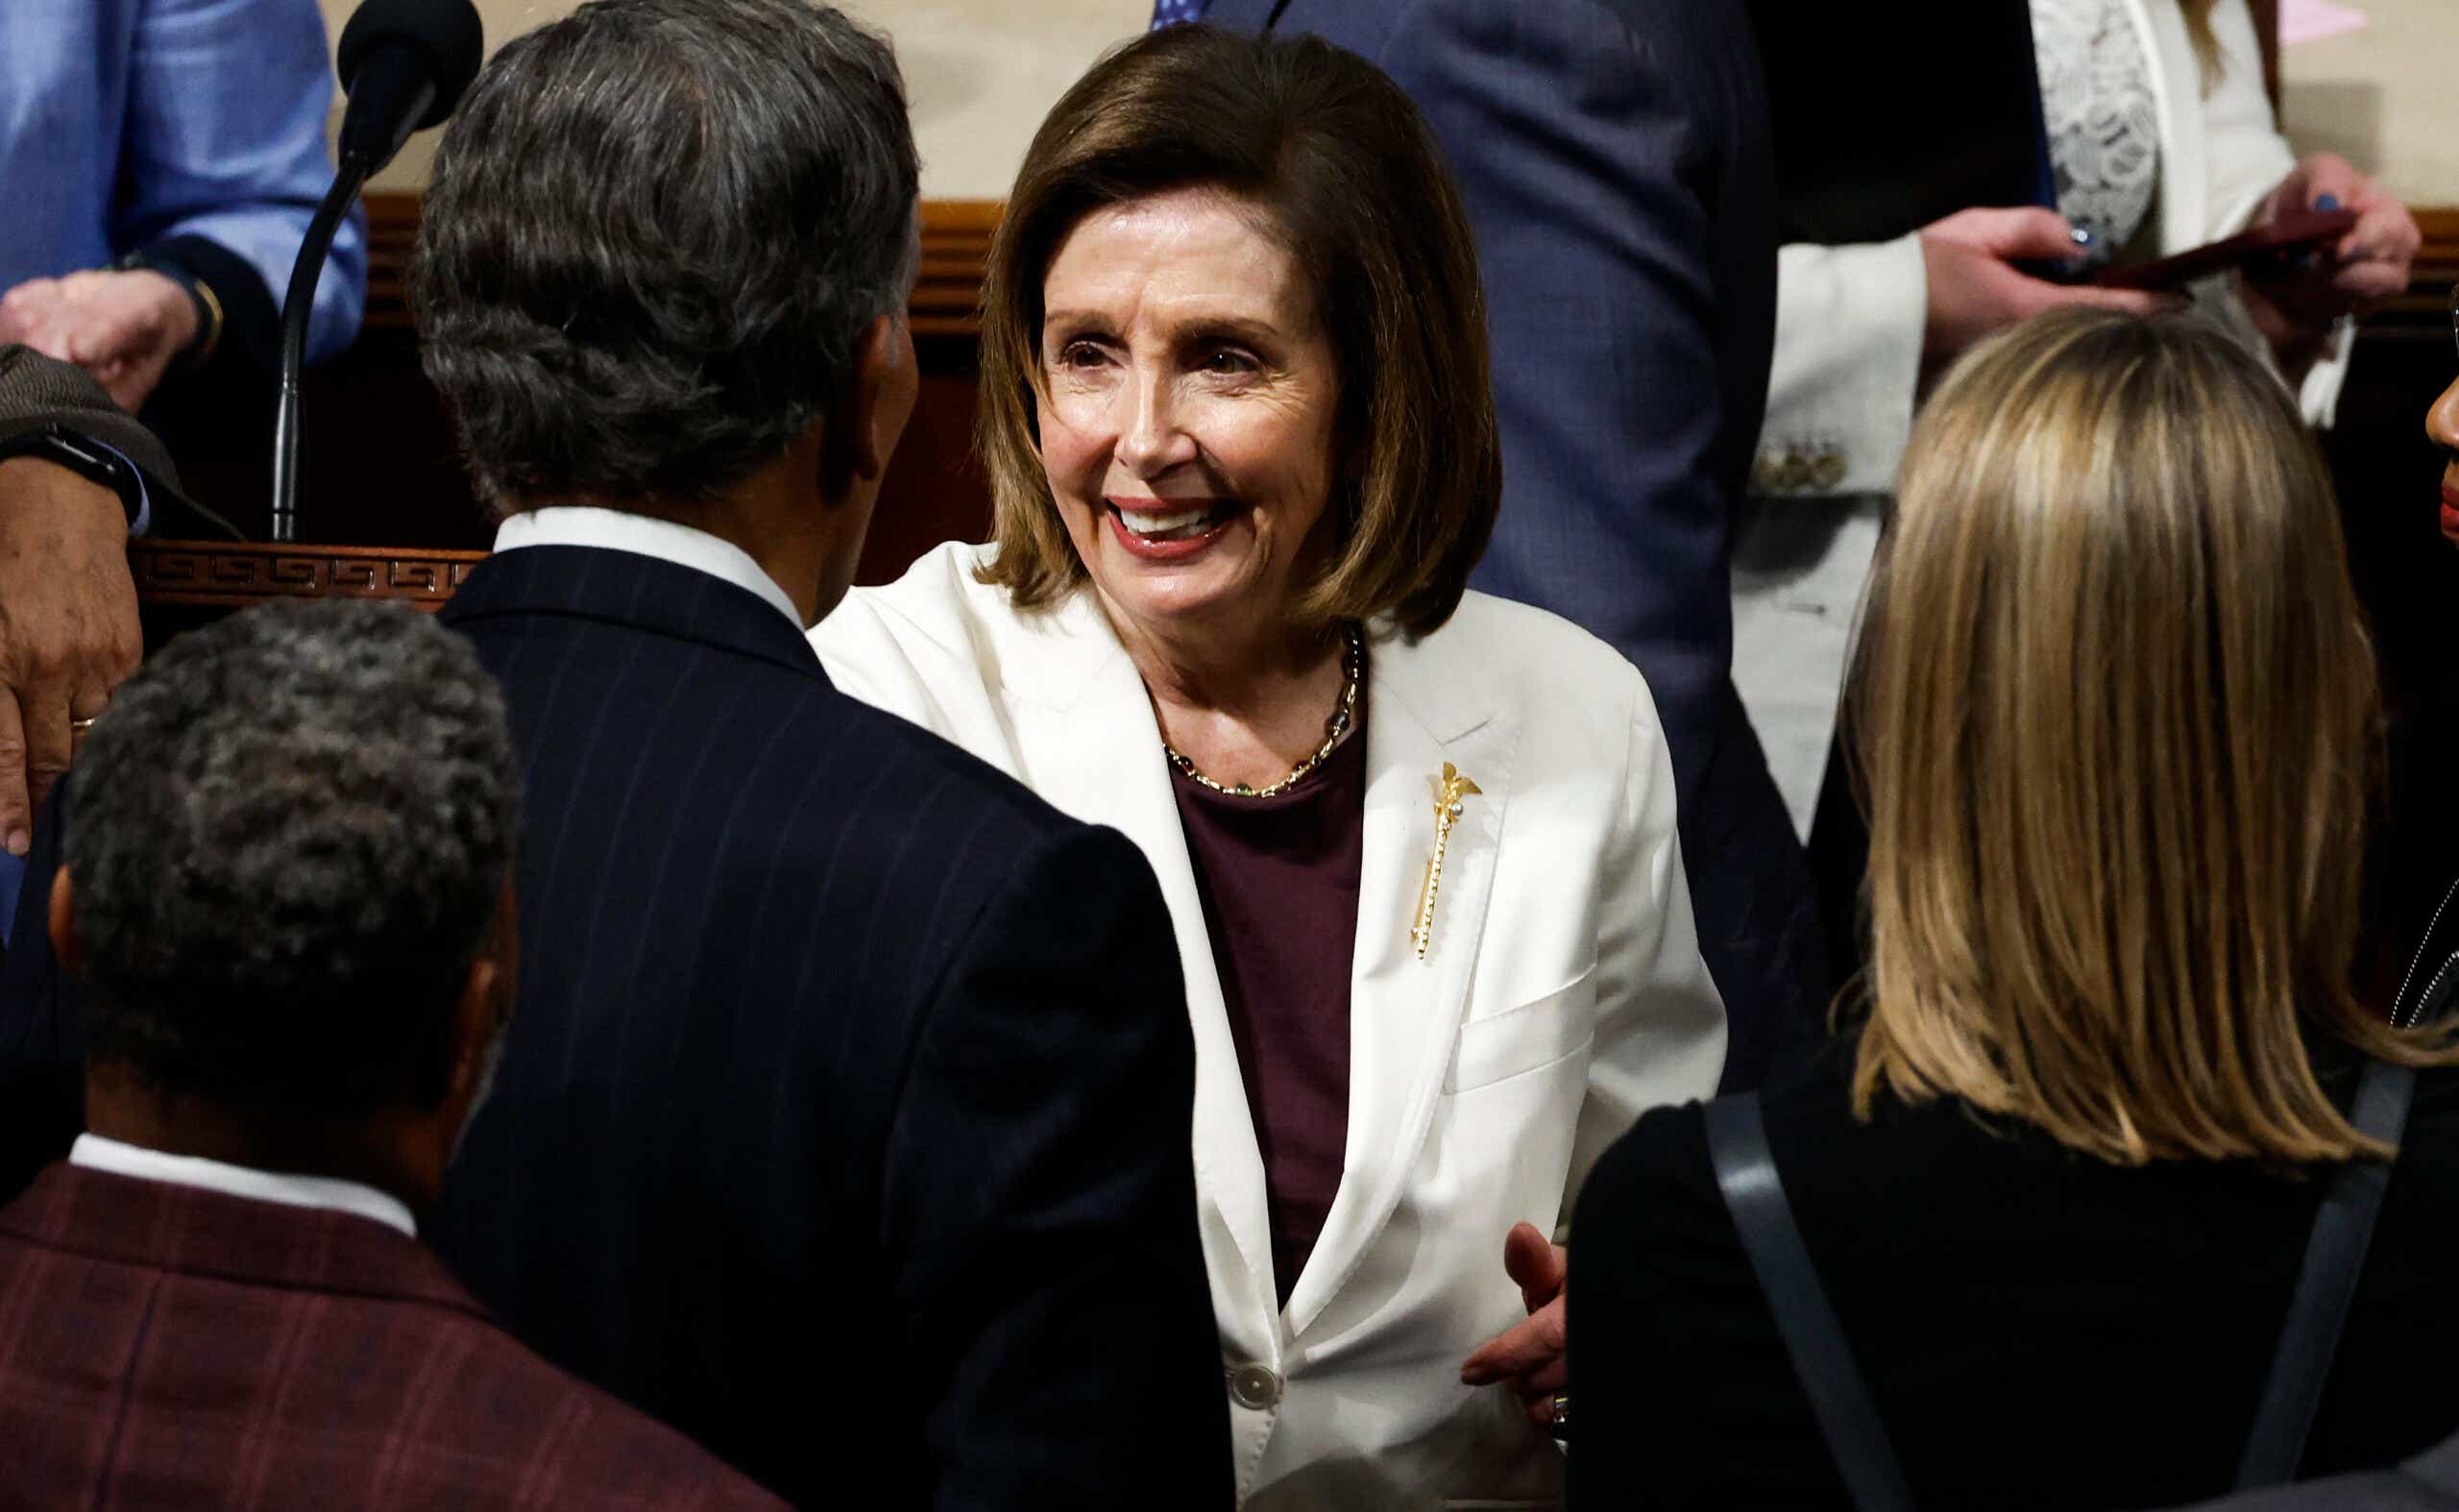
top-left (1091, 558), bottom-right (1269, 637)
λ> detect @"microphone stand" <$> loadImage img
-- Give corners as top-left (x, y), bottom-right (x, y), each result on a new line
top-left (268, 152), bottom-right (375, 544)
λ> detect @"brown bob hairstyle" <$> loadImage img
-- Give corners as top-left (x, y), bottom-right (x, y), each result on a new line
top-left (1851, 306), bottom-right (2456, 1167)
top-left (975, 24), bottom-right (1500, 638)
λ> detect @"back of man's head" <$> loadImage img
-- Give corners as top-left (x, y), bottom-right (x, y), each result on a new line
top-left (411, 0), bottom-right (919, 510)
top-left (63, 599), bottom-right (520, 1124)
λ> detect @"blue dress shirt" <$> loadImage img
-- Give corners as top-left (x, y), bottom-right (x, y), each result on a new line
top-left (1, 0), bottom-right (367, 364)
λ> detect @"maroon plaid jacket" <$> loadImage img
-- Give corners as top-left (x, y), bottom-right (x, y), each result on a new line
top-left (0, 1163), bottom-right (788, 1510)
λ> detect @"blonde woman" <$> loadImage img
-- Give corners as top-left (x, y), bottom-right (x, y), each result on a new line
top-left (1569, 307), bottom-right (2459, 1511)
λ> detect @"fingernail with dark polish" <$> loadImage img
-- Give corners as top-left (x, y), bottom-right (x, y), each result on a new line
top-left (2316, 193), bottom-right (2342, 212)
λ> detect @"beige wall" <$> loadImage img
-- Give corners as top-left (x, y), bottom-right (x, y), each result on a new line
top-left (317, 0), bottom-right (1147, 196)
top-left (2278, 0), bottom-right (2459, 211)
top-left (324, 0), bottom-right (2456, 207)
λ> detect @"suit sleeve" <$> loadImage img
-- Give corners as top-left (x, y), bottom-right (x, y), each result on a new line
top-left (1758, 238), bottom-right (1928, 498)
top-left (1565, 678), bottom-right (1727, 1238)
top-left (115, 0), bottom-right (367, 364)
top-left (0, 783), bottom-right (85, 1205)
top-left (877, 822), bottom-right (1231, 1512)
top-left (1366, 0), bottom-right (1739, 785)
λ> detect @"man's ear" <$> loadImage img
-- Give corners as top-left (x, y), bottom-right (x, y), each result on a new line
top-left (440, 958), bottom-right (500, 1109)
top-left (436, 880), bottom-right (517, 1110)
top-left (47, 869), bottom-right (84, 982)
top-left (821, 314), bottom-right (906, 502)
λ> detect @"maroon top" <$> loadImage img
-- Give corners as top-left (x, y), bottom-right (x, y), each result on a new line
top-left (1170, 717), bottom-right (1367, 1308)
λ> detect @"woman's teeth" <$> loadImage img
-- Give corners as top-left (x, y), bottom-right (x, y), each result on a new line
top-left (1117, 504), bottom-right (1225, 542)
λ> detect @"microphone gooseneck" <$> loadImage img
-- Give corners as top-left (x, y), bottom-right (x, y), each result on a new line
top-left (268, 0), bottom-right (482, 542)
top-left (269, 159), bottom-right (372, 544)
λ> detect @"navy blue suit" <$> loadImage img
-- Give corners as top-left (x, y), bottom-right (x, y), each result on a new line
top-left (0, 546), bottom-right (1232, 1510)
top-left (1192, 0), bottom-right (1827, 1088)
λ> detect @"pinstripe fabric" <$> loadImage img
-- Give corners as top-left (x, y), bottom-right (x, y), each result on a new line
top-left (0, 1163), bottom-right (783, 1510)
top-left (428, 547), bottom-right (1230, 1509)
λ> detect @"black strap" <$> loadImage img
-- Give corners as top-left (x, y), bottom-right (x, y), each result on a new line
top-left (2234, 1056), bottom-right (2419, 1488)
top-left (1706, 1093), bottom-right (1914, 1512)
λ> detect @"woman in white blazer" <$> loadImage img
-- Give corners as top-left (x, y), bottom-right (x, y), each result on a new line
top-left (811, 27), bottom-right (1723, 1512)
top-left (1734, 0), bottom-right (2423, 835)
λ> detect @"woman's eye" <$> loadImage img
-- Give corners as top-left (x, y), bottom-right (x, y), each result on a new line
top-left (1200, 348), bottom-right (1257, 376)
top-left (1056, 341), bottom-right (1107, 370)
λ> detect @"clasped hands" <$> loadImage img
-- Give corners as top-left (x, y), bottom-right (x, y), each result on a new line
top-left (0, 268), bottom-right (199, 415)
top-left (1460, 1221), bottom-right (1569, 1432)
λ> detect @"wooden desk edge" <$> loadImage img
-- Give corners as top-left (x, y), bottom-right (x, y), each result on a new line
top-left (131, 540), bottom-right (490, 612)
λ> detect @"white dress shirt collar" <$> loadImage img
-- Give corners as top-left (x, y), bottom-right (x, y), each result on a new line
top-left (491, 505), bottom-right (805, 630)
top-left (69, 1134), bottom-right (418, 1238)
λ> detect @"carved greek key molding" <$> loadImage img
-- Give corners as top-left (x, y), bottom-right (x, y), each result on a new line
top-left (132, 541), bottom-right (487, 611)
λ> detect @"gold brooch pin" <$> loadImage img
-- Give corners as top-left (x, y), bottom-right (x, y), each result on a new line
top-left (1411, 763), bottom-right (1481, 961)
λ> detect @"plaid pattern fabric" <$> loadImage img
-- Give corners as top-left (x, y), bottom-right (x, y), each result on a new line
top-left (1151, 0), bottom-right (1207, 28)
top-left (0, 1164), bottom-right (786, 1511)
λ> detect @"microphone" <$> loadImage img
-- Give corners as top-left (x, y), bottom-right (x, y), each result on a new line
top-left (269, 0), bottom-right (483, 543)
top-left (335, 0), bottom-right (485, 173)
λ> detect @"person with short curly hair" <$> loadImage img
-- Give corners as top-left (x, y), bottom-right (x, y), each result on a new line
top-left (0, 598), bottom-right (784, 1509)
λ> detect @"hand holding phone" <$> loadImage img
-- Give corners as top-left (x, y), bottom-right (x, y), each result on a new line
top-left (2089, 209), bottom-right (2361, 292)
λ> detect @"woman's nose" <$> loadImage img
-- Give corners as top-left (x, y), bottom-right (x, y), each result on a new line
top-left (2428, 375), bottom-right (2459, 454)
top-left (1116, 373), bottom-right (1196, 477)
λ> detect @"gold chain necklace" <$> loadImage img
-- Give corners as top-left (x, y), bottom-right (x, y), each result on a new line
top-left (1161, 623), bottom-right (1364, 799)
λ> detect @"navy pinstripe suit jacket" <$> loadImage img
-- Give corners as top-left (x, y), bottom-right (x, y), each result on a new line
top-left (0, 545), bottom-right (1231, 1509)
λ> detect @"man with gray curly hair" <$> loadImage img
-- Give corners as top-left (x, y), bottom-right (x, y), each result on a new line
top-left (0, 598), bottom-right (783, 1507)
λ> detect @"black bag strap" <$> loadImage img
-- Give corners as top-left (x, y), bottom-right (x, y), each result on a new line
top-left (1705, 1093), bottom-right (1914, 1512)
top-left (2234, 1056), bottom-right (2418, 1489)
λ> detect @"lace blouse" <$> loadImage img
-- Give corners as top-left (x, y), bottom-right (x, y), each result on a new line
top-left (2032, 0), bottom-right (2161, 252)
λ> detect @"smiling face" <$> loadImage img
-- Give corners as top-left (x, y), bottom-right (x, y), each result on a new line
top-left (1036, 186), bottom-right (1344, 651)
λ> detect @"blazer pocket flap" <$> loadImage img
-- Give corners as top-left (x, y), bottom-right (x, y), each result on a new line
top-left (1445, 966), bottom-right (1597, 1093)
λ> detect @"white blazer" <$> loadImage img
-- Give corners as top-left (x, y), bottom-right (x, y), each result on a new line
top-left (813, 543), bottom-right (1726, 1510)
top-left (1737, 0), bottom-right (2339, 834)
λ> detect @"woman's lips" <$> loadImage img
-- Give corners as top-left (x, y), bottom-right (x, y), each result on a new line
top-left (2442, 480), bottom-right (2459, 541)
top-left (1105, 499), bottom-right (1240, 562)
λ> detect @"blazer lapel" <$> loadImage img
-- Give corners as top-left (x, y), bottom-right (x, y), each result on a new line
top-left (1283, 630), bottom-right (1519, 1337)
top-left (994, 594), bottom-right (1280, 1340)
top-left (2126, 0), bottom-right (2206, 254)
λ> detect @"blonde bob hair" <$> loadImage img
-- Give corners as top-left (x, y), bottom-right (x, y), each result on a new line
top-left (972, 24), bottom-right (1500, 638)
top-left (1851, 306), bottom-right (2450, 1165)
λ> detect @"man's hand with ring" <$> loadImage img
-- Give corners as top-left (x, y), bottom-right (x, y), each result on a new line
top-left (0, 456), bottom-right (140, 853)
